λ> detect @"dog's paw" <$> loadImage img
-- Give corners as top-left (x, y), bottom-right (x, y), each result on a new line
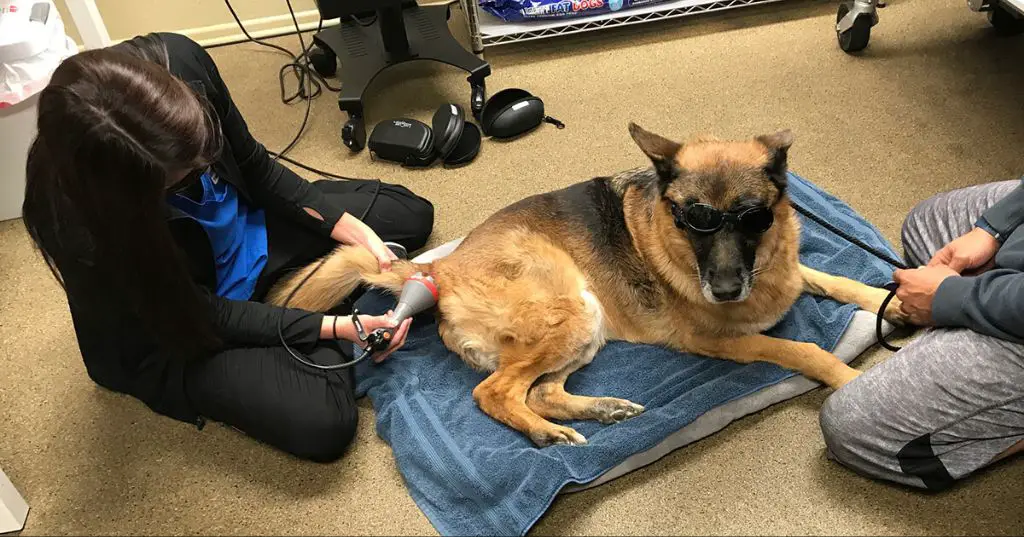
top-left (531, 425), bottom-right (587, 447)
top-left (592, 398), bottom-right (645, 424)
top-left (881, 295), bottom-right (911, 326)
top-left (829, 366), bottom-right (862, 390)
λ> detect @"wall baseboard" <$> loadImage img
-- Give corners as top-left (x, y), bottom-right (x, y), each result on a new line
top-left (90, 8), bottom-right (335, 50)
top-left (177, 0), bottom-right (453, 47)
top-left (181, 8), bottom-right (334, 48)
top-left (79, 1), bottom-right (458, 50)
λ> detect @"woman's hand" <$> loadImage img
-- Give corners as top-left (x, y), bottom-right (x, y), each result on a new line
top-left (928, 227), bottom-right (1000, 275)
top-left (892, 265), bottom-right (960, 326)
top-left (330, 212), bottom-right (397, 271)
top-left (322, 311), bottom-right (412, 363)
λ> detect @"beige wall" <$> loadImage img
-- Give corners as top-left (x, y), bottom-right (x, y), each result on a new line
top-left (53, 0), bottom-right (327, 48)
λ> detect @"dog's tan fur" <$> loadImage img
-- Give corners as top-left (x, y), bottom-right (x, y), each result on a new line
top-left (267, 124), bottom-right (909, 447)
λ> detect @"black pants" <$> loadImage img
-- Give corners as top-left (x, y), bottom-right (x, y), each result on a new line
top-left (183, 179), bottom-right (433, 463)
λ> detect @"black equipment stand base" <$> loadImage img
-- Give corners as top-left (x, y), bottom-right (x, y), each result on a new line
top-left (309, 2), bottom-right (491, 152)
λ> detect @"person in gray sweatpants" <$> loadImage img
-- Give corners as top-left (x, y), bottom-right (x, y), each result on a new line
top-left (819, 178), bottom-right (1024, 491)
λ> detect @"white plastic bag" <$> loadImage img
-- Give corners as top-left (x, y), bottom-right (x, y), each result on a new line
top-left (0, 0), bottom-right (78, 108)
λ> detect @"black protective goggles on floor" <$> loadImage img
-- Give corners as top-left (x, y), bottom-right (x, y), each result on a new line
top-left (672, 202), bottom-right (775, 235)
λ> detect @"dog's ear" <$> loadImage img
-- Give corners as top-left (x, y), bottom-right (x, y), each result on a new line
top-left (629, 122), bottom-right (682, 182)
top-left (756, 129), bottom-right (794, 192)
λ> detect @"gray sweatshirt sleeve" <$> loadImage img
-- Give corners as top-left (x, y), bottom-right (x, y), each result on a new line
top-left (933, 270), bottom-right (1024, 343)
top-left (974, 178), bottom-right (1024, 241)
top-left (931, 178), bottom-right (1024, 343)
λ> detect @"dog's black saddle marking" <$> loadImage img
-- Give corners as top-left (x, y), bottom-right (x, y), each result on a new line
top-left (559, 178), bottom-right (662, 310)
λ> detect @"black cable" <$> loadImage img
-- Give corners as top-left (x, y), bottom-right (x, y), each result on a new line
top-left (222, 0), bottom-right (336, 102)
top-left (875, 282), bottom-right (902, 352)
top-left (222, 0), bottom-right (343, 162)
top-left (223, 1), bottom-right (356, 173)
top-left (274, 0), bottom-right (384, 370)
top-left (203, 24), bottom-right (334, 51)
top-left (276, 179), bottom-right (383, 372)
top-left (271, 153), bottom-right (361, 180)
top-left (273, 0), bottom-right (314, 158)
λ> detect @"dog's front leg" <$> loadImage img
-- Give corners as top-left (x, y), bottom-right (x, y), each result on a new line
top-left (799, 265), bottom-right (909, 325)
top-left (689, 333), bottom-right (859, 389)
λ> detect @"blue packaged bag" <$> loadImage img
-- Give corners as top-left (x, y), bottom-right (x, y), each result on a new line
top-left (479, 0), bottom-right (666, 22)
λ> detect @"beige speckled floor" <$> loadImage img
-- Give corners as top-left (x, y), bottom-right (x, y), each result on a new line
top-left (2, 0), bottom-right (1023, 534)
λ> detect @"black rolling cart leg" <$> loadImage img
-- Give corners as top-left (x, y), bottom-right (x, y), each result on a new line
top-left (470, 74), bottom-right (487, 120)
top-left (341, 109), bottom-right (367, 152)
top-left (309, 36), bottom-right (338, 78)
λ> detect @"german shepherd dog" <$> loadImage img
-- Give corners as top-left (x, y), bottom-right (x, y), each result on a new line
top-left (268, 124), bottom-right (908, 447)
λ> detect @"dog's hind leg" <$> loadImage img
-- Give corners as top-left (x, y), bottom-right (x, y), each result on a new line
top-left (474, 360), bottom-right (589, 447)
top-left (507, 288), bottom-right (643, 428)
top-left (526, 363), bottom-right (645, 425)
top-left (471, 287), bottom-right (604, 447)
top-left (799, 265), bottom-right (910, 325)
top-left (525, 288), bottom-right (644, 424)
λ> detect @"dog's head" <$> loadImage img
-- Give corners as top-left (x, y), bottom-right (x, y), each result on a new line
top-left (628, 122), bottom-right (794, 304)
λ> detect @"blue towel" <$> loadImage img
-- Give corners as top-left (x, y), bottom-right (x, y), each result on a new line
top-left (351, 172), bottom-right (901, 537)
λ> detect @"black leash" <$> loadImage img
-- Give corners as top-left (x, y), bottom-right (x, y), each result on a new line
top-left (875, 282), bottom-right (903, 352)
top-left (788, 200), bottom-right (907, 352)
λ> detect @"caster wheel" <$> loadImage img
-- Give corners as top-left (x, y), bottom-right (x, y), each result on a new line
top-left (342, 118), bottom-right (366, 152)
top-left (837, 1), bottom-right (872, 53)
top-left (309, 46), bottom-right (337, 78)
top-left (989, 3), bottom-right (1024, 35)
top-left (470, 83), bottom-right (486, 120)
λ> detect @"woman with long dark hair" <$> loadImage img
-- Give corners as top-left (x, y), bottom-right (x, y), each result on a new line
top-left (21, 32), bottom-right (434, 462)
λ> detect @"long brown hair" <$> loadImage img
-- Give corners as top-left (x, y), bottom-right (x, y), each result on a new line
top-left (22, 34), bottom-right (223, 356)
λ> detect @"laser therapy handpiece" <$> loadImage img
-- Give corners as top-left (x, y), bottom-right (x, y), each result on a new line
top-left (352, 272), bottom-right (439, 361)
top-left (390, 273), bottom-right (439, 328)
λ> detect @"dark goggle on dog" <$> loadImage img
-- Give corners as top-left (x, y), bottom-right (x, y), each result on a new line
top-left (632, 125), bottom-right (794, 304)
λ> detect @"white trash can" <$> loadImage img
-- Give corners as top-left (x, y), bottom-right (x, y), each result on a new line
top-left (0, 0), bottom-right (78, 222)
top-left (0, 91), bottom-right (40, 222)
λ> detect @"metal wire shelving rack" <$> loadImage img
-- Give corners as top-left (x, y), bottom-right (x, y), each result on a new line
top-left (457, 0), bottom-right (786, 52)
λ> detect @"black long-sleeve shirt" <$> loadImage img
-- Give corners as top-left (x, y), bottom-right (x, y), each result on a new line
top-left (933, 178), bottom-right (1024, 343)
top-left (50, 33), bottom-right (344, 426)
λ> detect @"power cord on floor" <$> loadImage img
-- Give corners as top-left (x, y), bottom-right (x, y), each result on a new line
top-left (223, 0), bottom-right (338, 102)
top-left (222, 0), bottom-right (375, 182)
top-left (221, 0), bottom-right (385, 369)
top-left (223, 0), bottom-right (333, 159)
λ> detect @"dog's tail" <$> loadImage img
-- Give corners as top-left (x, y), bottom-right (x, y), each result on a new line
top-left (265, 245), bottom-right (430, 312)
